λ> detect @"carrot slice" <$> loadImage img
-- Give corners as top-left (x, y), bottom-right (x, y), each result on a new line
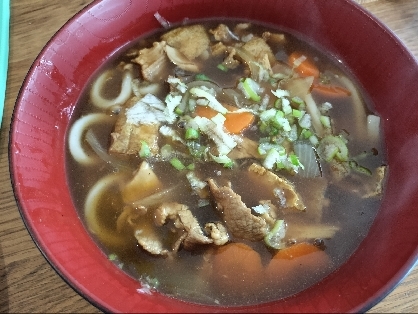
top-left (194, 105), bottom-right (218, 119)
top-left (272, 242), bottom-right (322, 260)
top-left (212, 242), bottom-right (264, 295)
top-left (312, 83), bottom-right (351, 97)
top-left (265, 242), bottom-right (331, 287)
top-left (288, 51), bottom-right (320, 78)
top-left (194, 104), bottom-right (255, 134)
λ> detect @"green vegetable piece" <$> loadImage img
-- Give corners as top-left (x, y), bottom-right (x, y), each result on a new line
top-left (274, 98), bottom-right (282, 109)
top-left (170, 158), bottom-right (186, 170)
top-left (185, 128), bottom-right (199, 140)
top-left (318, 135), bottom-right (349, 162)
top-left (292, 109), bottom-right (302, 118)
top-left (320, 115), bottom-right (331, 128)
top-left (289, 153), bottom-right (302, 167)
top-left (195, 73), bottom-right (211, 81)
top-left (217, 64), bottom-right (228, 72)
top-left (186, 163), bottom-right (195, 170)
top-left (264, 220), bottom-right (287, 249)
top-left (108, 253), bottom-right (117, 261)
top-left (349, 160), bottom-right (372, 176)
top-left (291, 96), bottom-right (305, 106)
top-left (139, 141), bottom-right (151, 158)
top-left (174, 107), bottom-right (184, 115)
top-left (242, 78), bottom-right (261, 102)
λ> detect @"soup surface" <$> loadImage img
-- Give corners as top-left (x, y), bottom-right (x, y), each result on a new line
top-left (67, 19), bottom-right (387, 306)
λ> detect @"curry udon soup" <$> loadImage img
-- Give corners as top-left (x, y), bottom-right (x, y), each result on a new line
top-left (67, 20), bottom-right (387, 306)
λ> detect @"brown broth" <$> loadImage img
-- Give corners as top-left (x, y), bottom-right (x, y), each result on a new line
top-left (66, 19), bottom-right (386, 306)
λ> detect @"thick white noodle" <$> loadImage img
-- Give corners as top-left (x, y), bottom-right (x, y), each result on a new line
top-left (68, 113), bottom-right (113, 165)
top-left (90, 65), bottom-right (133, 109)
top-left (84, 172), bottom-right (127, 247)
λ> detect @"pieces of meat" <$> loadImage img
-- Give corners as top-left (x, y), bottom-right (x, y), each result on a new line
top-left (132, 41), bottom-right (169, 82)
top-left (207, 179), bottom-right (268, 241)
top-left (154, 202), bottom-right (213, 250)
top-left (248, 163), bottom-right (306, 211)
top-left (242, 36), bottom-right (275, 65)
top-left (161, 24), bottom-right (210, 60)
top-left (135, 228), bottom-right (169, 257)
top-left (109, 97), bottom-right (160, 156)
top-left (228, 137), bottom-right (261, 159)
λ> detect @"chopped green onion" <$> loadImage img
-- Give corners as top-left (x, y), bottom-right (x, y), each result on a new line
top-left (108, 253), bottom-right (117, 261)
top-left (170, 158), bottom-right (186, 170)
top-left (217, 64), bottom-right (228, 72)
top-left (300, 129), bottom-right (312, 139)
top-left (174, 107), bottom-right (184, 115)
top-left (186, 163), bottom-right (195, 170)
top-left (264, 220), bottom-right (287, 249)
top-left (195, 73), bottom-right (211, 81)
top-left (289, 153), bottom-right (304, 169)
top-left (139, 141), bottom-right (151, 158)
top-left (291, 96), bottom-right (305, 106)
top-left (274, 98), bottom-right (282, 108)
top-left (317, 135), bottom-right (348, 162)
top-left (242, 78), bottom-right (261, 102)
top-left (292, 109), bottom-right (302, 118)
top-left (320, 115), bottom-right (331, 128)
top-left (186, 141), bottom-right (207, 159)
top-left (185, 128), bottom-right (199, 140)
top-left (349, 161), bottom-right (372, 176)
top-left (209, 153), bottom-right (235, 168)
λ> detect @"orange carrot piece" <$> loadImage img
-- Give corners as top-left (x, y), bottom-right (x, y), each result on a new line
top-left (194, 104), bottom-right (255, 134)
top-left (265, 242), bottom-right (331, 287)
top-left (194, 105), bottom-right (218, 119)
top-left (224, 111), bottom-right (255, 134)
top-left (272, 242), bottom-right (322, 260)
top-left (288, 51), bottom-right (320, 78)
top-left (212, 242), bottom-right (264, 295)
top-left (312, 83), bottom-right (351, 97)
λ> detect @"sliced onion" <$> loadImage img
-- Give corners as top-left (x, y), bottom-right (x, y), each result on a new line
top-left (91, 65), bottom-right (133, 109)
top-left (304, 94), bottom-right (325, 138)
top-left (234, 46), bottom-right (261, 82)
top-left (294, 141), bottom-right (321, 178)
top-left (68, 113), bottom-right (114, 165)
top-left (85, 129), bottom-right (132, 172)
top-left (339, 75), bottom-right (367, 139)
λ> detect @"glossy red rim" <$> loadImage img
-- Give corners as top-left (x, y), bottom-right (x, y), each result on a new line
top-left (9, 0), bottom-right (418, 312)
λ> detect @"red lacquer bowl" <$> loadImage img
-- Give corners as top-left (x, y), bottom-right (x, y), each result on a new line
top-left (9, 0), bottom-right (418, 312)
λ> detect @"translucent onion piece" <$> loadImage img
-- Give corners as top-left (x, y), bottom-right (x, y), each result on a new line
top-left (84, 172), bottom-right (127, 247)
top-left (234, 46), bottom-right (261, 82)
top-left (165, 45), bottom-right (199, 72)
top-left (85, 129), bottom-right (132, 172)
top-left (304, 93), bottom-right (325, 138)
top-left (91, 65), bottom-right (133, 109)
top-left (68, 113), bottom-right (113, 165)
top-left (339, 75), bottom-right (367, 139)
top-left (286, 223), bottom-right (339, 240)
top-left (294, 141), bottom-right (321, 178)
